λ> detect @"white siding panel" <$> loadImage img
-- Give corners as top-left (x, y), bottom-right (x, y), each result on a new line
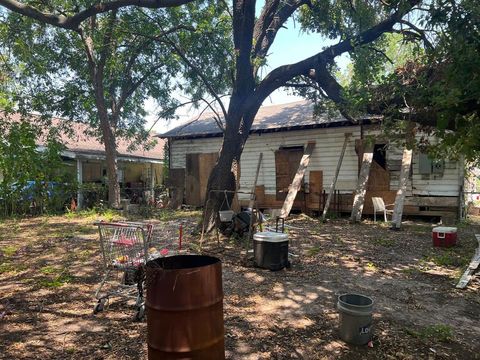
top-left (170, 137), bottom-right (222, 169)
top-left (237, 127), bottom-right (362, 199)
top-left (170, 125), bottom-right (463, 201)
top-left (411, 156), bottom-right (461, 196)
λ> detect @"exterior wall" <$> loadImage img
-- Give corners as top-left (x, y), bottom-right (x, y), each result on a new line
top-left (170, 125), bottom-right (463, 214)
top-left (170, 126), bottom-right (362, 198)
top-left (80, 160), bottom-right (162, 186)
top-left (387, 142), bottom-right (462, 197)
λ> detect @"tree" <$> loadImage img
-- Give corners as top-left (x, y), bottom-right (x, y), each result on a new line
top-left (187, 0), bottom-right (423, 230)
top-left (0, 116), bottom-right (71, 215)
top-left (358, 0), bottom-right (480, 163)
top-left (0, 0), bottom-right (196, 208)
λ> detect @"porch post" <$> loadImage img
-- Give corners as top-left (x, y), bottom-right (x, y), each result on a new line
top-left (77, 158), bottom-right (83, 210)
top-left (150, 163), bottom-right (155, 201)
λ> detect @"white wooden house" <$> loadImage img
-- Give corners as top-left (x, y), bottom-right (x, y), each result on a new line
top-left (161, 101), bottom-right (464, 218)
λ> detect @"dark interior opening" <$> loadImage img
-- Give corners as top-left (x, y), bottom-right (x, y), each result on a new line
top-left (373, 144), bottom-right (387, 170)
top-left (279, 145), bottom-right (304, 151)
top-left (147, 255), bottom-right (220, 270)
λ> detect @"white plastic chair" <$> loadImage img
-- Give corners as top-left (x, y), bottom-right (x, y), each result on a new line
top-left (372, 197), bottom-right (394, 222)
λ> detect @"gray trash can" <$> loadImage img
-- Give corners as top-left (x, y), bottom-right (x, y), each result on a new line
top-left (337, 293), bottom-right (373, 345)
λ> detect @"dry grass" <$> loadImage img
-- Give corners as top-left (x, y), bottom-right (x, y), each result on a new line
top-left (0, 213), bottom-right (479, 359)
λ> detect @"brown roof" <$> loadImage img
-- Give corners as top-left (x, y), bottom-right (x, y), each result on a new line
top-left (1, 112), bottom-right (164, 160)
top-left (161, 100), bottom-right (381, 139)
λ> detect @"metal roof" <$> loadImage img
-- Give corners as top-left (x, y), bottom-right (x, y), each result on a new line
top-left (160, 100), bottom-right (356, 139)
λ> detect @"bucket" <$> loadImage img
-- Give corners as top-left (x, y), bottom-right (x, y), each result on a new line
top-left (146, 255), bottom-right (225, 359)
top-left (218, 210), bottom-right (235, 222)
top-left (337, 293), bottom-right (373, 345)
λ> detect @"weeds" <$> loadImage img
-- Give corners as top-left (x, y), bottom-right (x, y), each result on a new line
top-left (40, 265), bottom-right (59, 274)
top-left (37, 267), bottom-right (73, 288)
top-left (405, 223), bottom-right (432, 234)
top-left (0, 261), bottom-right (27, 274)
top-left (427, 249), bottom-right (469, 268)
top-left (306, 245), bottom-right (322, 256)
top-left (1, 245), bottom-right (19, 257)
top-left (38, 273), bottom-right (73, 288)
top-left (405, 324), bottom-right (453, 343)
top-left (371, 237), bottom-right (395, 247)
top-left (401, 267), bottom-right (420, 276)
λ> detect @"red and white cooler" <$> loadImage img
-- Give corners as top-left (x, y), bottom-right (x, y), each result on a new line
top-left (432, 226), bottom-right (457, 247)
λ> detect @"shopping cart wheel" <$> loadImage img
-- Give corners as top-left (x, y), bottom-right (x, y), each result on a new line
top-left (134, 305), bottom-right (145, 321)
top-left (93, 298), bottom-right (107, 314)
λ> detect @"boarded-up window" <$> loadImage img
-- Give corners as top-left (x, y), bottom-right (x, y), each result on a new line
top-left (419, 153), bottom-right (444, 175)
top-left (185, 153), bottom-right (218, 206)
top-left (275, 146), bottom-right (304, 201)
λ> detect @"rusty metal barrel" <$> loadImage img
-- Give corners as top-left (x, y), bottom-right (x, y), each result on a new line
top-left (146, 255), bottom-right (225, 359)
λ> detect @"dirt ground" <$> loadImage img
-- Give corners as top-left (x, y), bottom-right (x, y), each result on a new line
top-left (0, 210), bottom-right (479, 359)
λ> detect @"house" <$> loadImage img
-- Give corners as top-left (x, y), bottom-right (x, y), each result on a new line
top-left (160, 100), bottom-right (465, 218)
top-left (1, 113), bottom-right (165, 208)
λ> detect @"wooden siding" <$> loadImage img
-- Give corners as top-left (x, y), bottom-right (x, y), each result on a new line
top-left (169, 125), bottom-right (463, 210)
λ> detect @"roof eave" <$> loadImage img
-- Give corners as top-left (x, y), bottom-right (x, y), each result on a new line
top-left (162, 119), bottom-right (370, 140)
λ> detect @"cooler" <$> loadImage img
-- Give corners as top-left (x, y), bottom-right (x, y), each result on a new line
top-left (253, 231), bottom-right (289, 271)
top-left (432, 226), bottom-right (457, 247)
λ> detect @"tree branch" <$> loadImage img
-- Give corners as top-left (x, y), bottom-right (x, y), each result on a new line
top-left (399, 19), bottom-right (433, 49)
top-left (116, 63), bottom-right (162, 117)
top-left (162, 34), bottom-right (229, 121)
top-left (366, 45), bottom-right (394, 64)
top-left (0, 0), bottom-right (195, 30)
top-left (253, 0), bottom-right (310, 67)
top-left (252, 0), bottom-right (420, 109)
top-left (232, 0), bottom-right (256, 95)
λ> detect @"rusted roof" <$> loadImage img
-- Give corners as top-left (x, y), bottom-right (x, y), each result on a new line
top-left (160, 100), bottom-right (360, 139)
top-left (1, 112), bottom-right (164, 160)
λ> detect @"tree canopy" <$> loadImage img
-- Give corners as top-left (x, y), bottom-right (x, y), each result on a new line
top-left (0, 0), bottom-right (231, 207)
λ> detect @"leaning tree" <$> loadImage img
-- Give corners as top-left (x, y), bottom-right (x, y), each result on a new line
top-left (190, 0), bottom-right (429, 230)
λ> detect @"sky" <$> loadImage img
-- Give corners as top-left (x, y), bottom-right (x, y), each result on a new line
top-left (146, 14), bottom-right (350, 134)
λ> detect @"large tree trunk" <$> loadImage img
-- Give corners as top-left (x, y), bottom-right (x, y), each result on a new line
top-left (202, 97), bottom-right (259, 233)
top-left (202, 125), bottom-right (243, 232)
top-left (98, 110), bottom-right (121, 209)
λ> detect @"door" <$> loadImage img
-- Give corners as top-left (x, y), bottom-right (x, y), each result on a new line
top-left (275, 147), bottom-right (304, 201)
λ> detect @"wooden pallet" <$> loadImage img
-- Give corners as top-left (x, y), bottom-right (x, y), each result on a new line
top-left (456, 234), bottom-right (480, 289)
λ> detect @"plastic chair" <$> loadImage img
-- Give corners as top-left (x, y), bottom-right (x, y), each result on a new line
top-left (372, 197), bottom-right (394, 222)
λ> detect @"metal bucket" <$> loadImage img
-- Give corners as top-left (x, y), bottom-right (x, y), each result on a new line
top-left (146, 255), bottom-right (225, 359)
top-left (337, 293), bottom-right (373, 345)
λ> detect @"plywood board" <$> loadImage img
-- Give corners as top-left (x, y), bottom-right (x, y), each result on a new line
top-left (322, 133), bottom-right (350, 221)
top-left (456, 234), bottom-right (480, 289)
top-left (308, 170), bottom-right (323, 207)
top-left (351, 143), bottom-right (374, 222)
top-left (166, 168), bottom-right (185, 188)
top-left (392, 148), bottom-right (413, 229)
top-left (367, 160), bottom-right (390, 191)
top-left (403, 196), bottom-right (459, 207)
top-left (275, 149), bottom-right (304, 201)
top-left (198, 152), bottom-right (218, 204)
top-left (185, 153), bottom-right (201, 206)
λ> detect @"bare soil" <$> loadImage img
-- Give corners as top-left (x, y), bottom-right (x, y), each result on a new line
top-left (0, 212), bottom-right (479, 359)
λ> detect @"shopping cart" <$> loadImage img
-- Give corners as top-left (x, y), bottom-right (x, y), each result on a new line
top-left (93, 221), bottom-right (153, 320)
